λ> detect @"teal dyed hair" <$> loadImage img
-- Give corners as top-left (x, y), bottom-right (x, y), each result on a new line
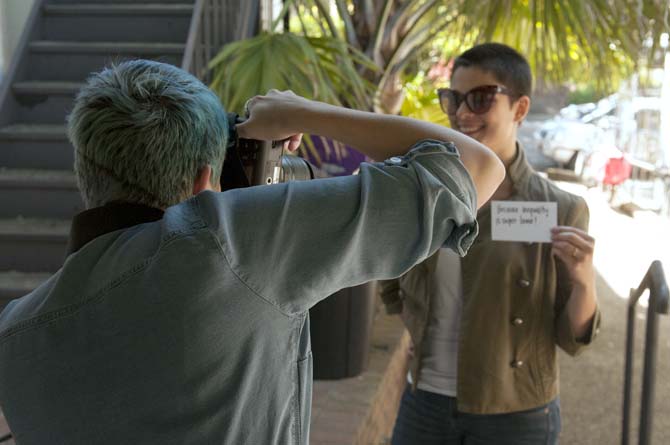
top-left (68, 59), bottom-right (228, 209)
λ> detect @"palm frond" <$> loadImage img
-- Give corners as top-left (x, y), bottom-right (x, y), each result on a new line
top-left (208, 32), bottom-right (375, 113)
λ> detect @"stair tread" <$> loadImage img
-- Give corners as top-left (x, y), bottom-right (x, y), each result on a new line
top-left (0, 271), bottom-right (52, 292)
top-left (0, 168), bottom-right (76, 187)
top-left (0, 124), bottom-right (67, 140)
top-left (54, 0), bottom-right (194, 2)
top-left (44, 4), bottom-right (193, 14)
top-left (13, 81), bottom-right (84, 95)
top-left (0, 217), bottom-right (70, 237)
top-left (30, 40), bottom-right (186, 53)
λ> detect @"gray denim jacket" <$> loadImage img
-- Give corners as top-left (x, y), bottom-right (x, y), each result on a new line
top-left (0, 140), bottom-right (478, 445)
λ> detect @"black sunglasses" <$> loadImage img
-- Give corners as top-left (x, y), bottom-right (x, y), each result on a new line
top-left (437, 85), bottom-right (513, 115)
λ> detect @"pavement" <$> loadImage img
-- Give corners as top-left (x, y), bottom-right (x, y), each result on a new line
top-left (522, 116), bottom-right (670, 443)
top-left (555, 180), bottom-right (670, 444)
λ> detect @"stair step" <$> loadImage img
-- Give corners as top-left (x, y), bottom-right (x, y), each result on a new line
top-left (0, 218), bottom-right (70, 273)
top-left (26, 42), bottom-right (185, 81)
top-left (0, 217), bottom-right (70, 240)
top-left (44, 4), bottom-right (193, 15)
top-left (0, 168), bottom-right (83, 219)
top-left (42, 4), bottom-right (193, 44)
top-left (50, 0), bottom-right (195, 3)
top-left (0, 168), bottom-right (77, 190)
top-left (12, 81), bottom-right (83, 96)
top-left (0, 124), bottom-right (67, 141)
top-left (0, 124), bottom-right (71, 171)
top-left (30, 41), bottom-right (185, 54)
top-left (0, 271), bottom-right (52, 307)
top-left (10, 85), bottom-right (79, 124)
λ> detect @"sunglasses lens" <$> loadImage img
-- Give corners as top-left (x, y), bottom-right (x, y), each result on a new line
top-left (467, 88), bottom-right (496, 114)
top-left (438, 90), bottom-right (460, 115)
top-left (439, 86), bottom-right (503, 115)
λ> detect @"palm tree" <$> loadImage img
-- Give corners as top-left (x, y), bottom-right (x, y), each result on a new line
top-left (214, 1), bottom-right (668, 113)
top-left (209, 31), bottom-right (376, 114)
top-left (285, 0), bottom-right (669, 114)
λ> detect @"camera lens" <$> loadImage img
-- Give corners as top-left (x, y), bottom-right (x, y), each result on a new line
top-left (280, 155), bottom-right (314, 182)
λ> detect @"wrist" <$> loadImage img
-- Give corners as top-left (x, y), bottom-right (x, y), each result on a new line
top-left (571, 278), bottom-right (596, 296)
top-left (297, 100), bottom-right (340, 135)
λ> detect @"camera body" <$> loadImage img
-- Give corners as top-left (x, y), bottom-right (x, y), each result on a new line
top-left (221, 113), bottom-right (315, 191)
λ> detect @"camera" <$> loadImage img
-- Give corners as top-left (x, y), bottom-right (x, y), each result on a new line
top-left (221, 113), bottom-right (316, 191)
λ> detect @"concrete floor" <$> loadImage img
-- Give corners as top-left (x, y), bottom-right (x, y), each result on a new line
top-left (560, 273), bottom-right (670, 444)
top-left (557, 182), bottom-right (670, 445)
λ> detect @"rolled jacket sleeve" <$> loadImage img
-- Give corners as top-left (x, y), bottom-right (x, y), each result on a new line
top-left (199, 139), bottom-right (479, 316)
top-left (555, 196), bottom-right (602, 355)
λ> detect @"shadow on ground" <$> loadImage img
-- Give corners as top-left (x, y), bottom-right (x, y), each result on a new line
top-left (560, 271), bottom-right (670, 444)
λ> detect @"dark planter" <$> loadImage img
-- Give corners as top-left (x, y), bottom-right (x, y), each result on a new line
top-left (309, 281), bottom-right (376, 380)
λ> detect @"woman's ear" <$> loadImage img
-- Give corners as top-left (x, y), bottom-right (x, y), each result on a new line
top-left (513, 95), bottom-right (531, 123)
top-left (192, 165), bottom-right (219, 195)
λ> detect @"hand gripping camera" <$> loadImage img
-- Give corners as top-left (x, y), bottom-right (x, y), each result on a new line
top-left (221, 113), bottom-right (316, 191)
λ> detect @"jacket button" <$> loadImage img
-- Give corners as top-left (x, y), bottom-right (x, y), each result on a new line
top-left (512, 317), bottom-right (524, 326)
top-left (517, 279), bottom-right (531, 288)
top-left (511, 360), bottom-right (524, 368)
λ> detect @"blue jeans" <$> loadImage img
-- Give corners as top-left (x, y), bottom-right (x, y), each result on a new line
top-left (391, 385), bottom-right (561, 445)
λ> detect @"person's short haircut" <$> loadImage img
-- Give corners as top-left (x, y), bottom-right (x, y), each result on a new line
top-left (68, 59), bottom-right (228, 209)
top-left (452, 43), bottom-right (532, 100)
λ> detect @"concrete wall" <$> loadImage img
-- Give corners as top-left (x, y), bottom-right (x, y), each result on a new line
top-left (0, 0), bottom-right (36, 77)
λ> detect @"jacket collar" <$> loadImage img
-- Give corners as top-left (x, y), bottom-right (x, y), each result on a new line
top-left (67, 202), bottom-right (164, 255)
top-left (506, 142), bottom-right (535, 196)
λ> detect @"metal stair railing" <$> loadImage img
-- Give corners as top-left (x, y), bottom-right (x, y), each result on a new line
top-left (622, 260), bottom-right (669, 445)
top-left (181, 0), bottom-right (258, 83)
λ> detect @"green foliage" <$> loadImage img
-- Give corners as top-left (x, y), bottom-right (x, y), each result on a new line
top-left (400, 72), bottom-right (449, 126)
top-left (468, 0), bottom-right (642, 94)
top-left (277, 0), bottom-right (668, 113)
top-left (567, 84), bottom-right (602, 104)
top-left (208, 32), bottom-right (376, 114)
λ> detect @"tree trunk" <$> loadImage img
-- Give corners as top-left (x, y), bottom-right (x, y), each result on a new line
top-left (376, 71), bottom-right (406, 115)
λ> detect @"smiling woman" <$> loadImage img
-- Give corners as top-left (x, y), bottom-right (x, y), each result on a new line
top-left (383, 43), bottom-right (601, 445)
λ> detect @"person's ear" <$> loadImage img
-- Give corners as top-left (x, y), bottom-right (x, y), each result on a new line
top-left (513, 95), bottom-right (531, 124)
top-left (192, 165), bottom-right (219, 195)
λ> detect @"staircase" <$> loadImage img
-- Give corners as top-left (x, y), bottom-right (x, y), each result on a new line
top-left (0, 0), bottom-right (248, 311)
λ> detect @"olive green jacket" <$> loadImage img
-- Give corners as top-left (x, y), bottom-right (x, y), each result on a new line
top-left (379, 146), bottom-right (601, 414)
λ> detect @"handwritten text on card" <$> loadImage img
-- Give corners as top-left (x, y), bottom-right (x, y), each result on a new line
top-left (491, 201), bottom-right (557, 243)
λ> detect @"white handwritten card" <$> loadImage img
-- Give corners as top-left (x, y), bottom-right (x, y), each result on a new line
top-left (491, 201), bottom-right (557, 243)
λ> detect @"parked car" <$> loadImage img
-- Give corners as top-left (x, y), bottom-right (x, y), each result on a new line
top-left (537, 119), bottom-right (619, 179)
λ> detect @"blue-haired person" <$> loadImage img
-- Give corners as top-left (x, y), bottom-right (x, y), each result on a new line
top-left (0, 59), bottom-right (504, 444)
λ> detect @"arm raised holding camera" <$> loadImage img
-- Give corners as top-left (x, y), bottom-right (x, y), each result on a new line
top-left (237, 90), bottom-right (504, 208)
top-left (194, 90), bottom-right (506, 314)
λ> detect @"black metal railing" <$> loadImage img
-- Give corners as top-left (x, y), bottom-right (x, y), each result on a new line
top-left (181, 0), bottom-right (259, 83)
top-left (622, 260), bottom-right (669, 445)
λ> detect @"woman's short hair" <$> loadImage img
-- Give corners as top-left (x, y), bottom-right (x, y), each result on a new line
top-left (453, 43), bottom-right (532, 99)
